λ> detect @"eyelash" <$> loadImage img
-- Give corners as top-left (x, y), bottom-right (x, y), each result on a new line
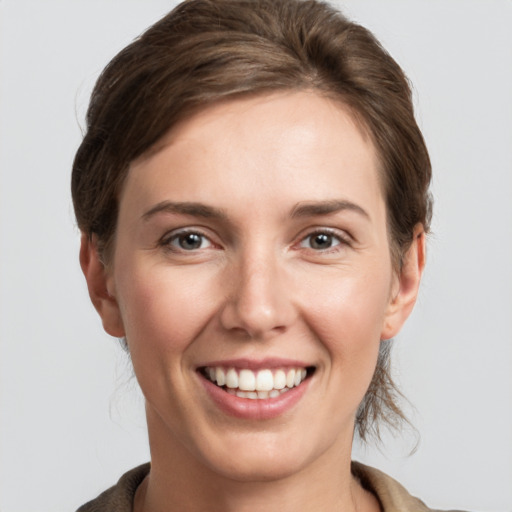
top-left (159, 228), bottom-right (350, 254)
top-left (160, 229), bottom-right (214, 252)
top-left (297, 228), bottom-right (350, 253)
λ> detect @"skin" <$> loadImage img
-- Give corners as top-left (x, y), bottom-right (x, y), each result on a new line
top-left (81, 91), bottom-right (425, 512)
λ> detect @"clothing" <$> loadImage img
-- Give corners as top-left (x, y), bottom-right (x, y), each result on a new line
top-left (77, 461), bottom-right (467, 512)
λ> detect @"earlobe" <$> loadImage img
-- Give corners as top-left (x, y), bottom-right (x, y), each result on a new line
top-left (381, 224), bottom-right (426, 341)
top-left (79, 234), bottom-right (125, 337)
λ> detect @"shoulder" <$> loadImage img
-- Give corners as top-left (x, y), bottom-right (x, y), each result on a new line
top-left (77, 461), bottom-right (469, 512)
top-left (76, 463), bottom-right (150, 512)
top-left (352, 461), bottom-right (469, 512)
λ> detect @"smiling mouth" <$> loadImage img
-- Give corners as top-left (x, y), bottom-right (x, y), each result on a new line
top-left (199, 366), bottom-right (316, 399)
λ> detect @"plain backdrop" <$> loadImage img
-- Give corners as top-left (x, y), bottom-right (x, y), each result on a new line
top-left (0, 1), bottom-right (511, 511)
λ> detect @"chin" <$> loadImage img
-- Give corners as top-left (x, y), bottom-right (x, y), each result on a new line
top-left (196, 431), bottom-right (323, 483)
top-left (209, 451), bottom-right (307, 483)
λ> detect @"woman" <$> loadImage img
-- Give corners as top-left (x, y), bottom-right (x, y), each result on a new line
top-left (72, 0), bottom-right (461, 510)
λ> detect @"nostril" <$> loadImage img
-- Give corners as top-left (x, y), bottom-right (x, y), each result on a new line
top-left (218, 263), bottom-right (296, 338)
top-left (219, 301), bottom-right (294, 339)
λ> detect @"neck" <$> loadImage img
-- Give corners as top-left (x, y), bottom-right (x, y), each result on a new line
top-left (135, 410), bottom-right (380, 512)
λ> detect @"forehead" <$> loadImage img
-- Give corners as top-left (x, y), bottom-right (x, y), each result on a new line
top-left (123, 91), bottom-right (383, 219)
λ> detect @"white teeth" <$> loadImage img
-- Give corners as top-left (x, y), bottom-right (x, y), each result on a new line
top-left (274, 369), bottom-right (286, 389)
top-left (256, 369), bottom-right (274, 391)
top-left (205, 366), bottom-right (310, 398)
top-left (225, 368), bottom-right (238, 389)
top-left (286, 369), bottom-right (296, 388)
top-left (216, 367), bottom-right (226, 386)
top-left (239, 369), bottom-right (256, 391)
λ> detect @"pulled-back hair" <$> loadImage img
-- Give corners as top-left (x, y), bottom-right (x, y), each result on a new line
top-left (72, 0), bottom-right (432, 442)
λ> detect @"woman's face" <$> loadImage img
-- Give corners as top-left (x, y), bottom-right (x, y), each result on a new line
top-left (86, 91), bottom-right (421, 481)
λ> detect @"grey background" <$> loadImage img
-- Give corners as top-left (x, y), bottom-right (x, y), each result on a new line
top-left (0, 1), bottom-right (511, 511)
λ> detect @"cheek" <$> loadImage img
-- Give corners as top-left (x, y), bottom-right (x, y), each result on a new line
top-left (299, 263), bottom-right (392, 387)
top-left (302, 264), bottom-right (392, 343)
top-left (114, 262), bottom-right (220, 360)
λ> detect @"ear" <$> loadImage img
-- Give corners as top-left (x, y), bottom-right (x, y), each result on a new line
top-left (79, 234), bottom-right (125, 337)
top-left (381, 224), bottom-right (426, 341)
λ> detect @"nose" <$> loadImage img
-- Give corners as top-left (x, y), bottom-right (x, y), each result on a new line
top-left (219, 250), bottom-right (296, 339)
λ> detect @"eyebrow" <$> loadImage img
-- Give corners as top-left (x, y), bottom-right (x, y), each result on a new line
top-left (291, 200), bottom-right (370, 220)
top-left (141, 201), bottom-right (228, 221)
top-left (141, 199), bottom-right (369, 223)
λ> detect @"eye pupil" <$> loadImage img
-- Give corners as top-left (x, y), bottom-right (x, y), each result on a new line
top-left (311, 233), bottom-right (332, 249)
top-left (179, 233), bottom-right (203, 250)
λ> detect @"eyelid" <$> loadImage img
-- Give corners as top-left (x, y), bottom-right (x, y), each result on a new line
top-left (160, 227), bottom-right (219, 252)
top-left (295, 227), bottom-right (352, 252)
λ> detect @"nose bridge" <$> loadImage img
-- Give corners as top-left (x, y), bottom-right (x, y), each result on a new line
top-left (220, 243), bottom-right (294, 337)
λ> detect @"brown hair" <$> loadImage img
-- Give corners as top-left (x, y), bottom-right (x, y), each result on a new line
top-left (72, 0), bottom-right (432, 442)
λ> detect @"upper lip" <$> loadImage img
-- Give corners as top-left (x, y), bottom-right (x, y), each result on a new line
top-left (196, 357), bottom-right (314, 370)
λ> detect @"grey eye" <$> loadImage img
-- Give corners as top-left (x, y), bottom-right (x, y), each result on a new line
top-left (300, 232), bottom-right (341, 251)
top-left (311, 233), bottom-right (333, 249)
top-left (170, 232), bottom-right (212, 251)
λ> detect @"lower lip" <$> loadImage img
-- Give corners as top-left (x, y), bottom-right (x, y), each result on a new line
top-left (199, 373), bottom-right (310, 420)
